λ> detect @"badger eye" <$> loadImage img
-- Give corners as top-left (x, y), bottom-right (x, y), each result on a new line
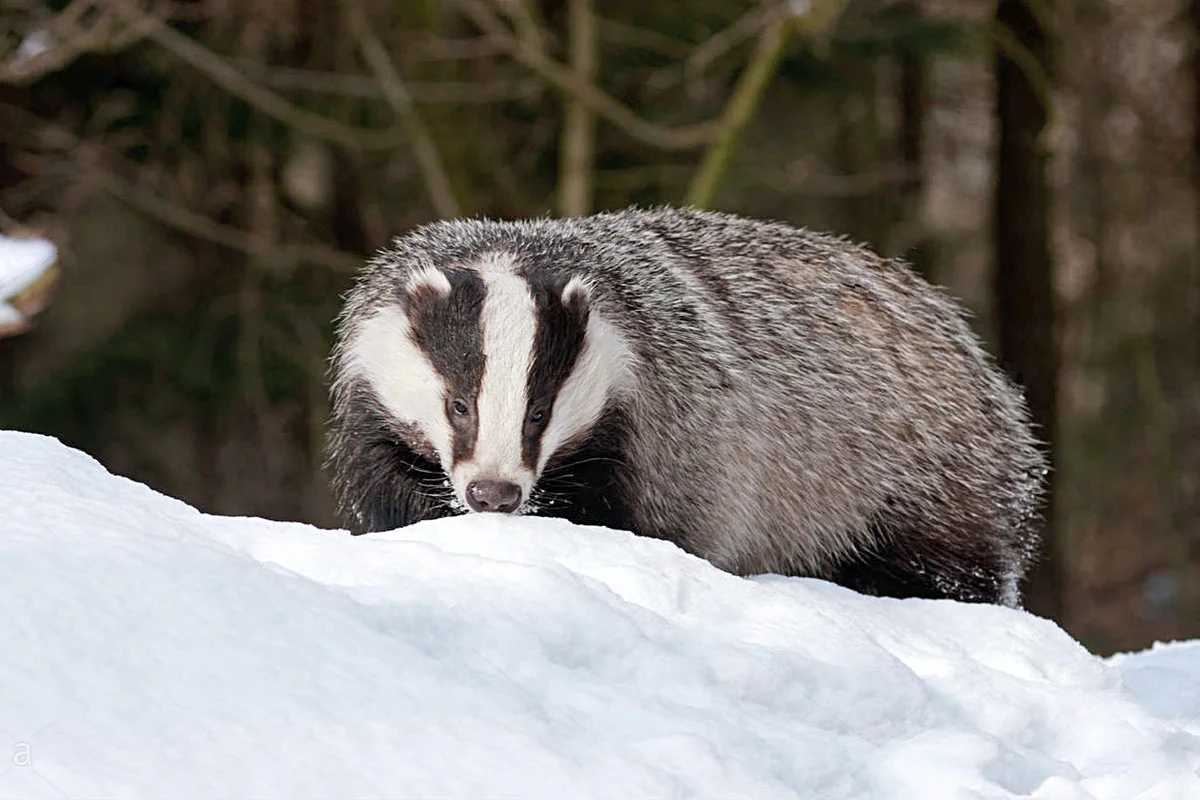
top-left (529, 409), bottom-right (546, 425)
top-left (451, 399), bottom-right (470, 416)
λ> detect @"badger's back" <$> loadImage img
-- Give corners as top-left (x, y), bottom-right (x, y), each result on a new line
top-left (329, 207), bottom-right (1046, 606)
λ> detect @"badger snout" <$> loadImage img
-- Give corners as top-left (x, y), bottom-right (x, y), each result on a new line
top-left (466, 479), bottom-right (522, 513)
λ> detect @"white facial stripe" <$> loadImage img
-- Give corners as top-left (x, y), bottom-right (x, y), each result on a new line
top-left (345, 305), bottom-right (452, 462)
top-left (537, 312), bottom-right (635, 472)
top-left (453, 254), bottom-right (537, 497)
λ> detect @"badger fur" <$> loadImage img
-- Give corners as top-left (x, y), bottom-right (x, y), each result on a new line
top-left (328, 207), bottom-right (1046, 606)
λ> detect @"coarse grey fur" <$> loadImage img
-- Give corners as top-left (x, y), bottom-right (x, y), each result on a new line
top-left (328, 207), bottom-right (1047, 606)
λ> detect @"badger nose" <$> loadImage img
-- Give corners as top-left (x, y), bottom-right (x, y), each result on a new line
top-left (466, 480), bottom-right (522, 513)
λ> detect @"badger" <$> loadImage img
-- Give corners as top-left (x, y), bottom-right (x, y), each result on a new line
top-left (327, 207), bottom-right (1046, 605)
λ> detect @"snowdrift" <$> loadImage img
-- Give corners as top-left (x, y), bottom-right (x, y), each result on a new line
top-left (1, 431), bottom-right (1197, 799)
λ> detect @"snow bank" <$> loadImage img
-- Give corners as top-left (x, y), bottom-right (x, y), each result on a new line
top-left (1, 431), bottom-right (1197, 799)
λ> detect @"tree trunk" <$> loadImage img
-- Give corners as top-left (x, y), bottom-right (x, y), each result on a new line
top-left (1194, 0), bottom-right (1200, 257)
top-left (1187, 0), bottom-right (1200, 574)
top-left (557, 0), bottom-right (598, 217)
top-left (994, 0), bottom-right (1062, 619)
top-left (1191, 0), bottom-right (1200, 375)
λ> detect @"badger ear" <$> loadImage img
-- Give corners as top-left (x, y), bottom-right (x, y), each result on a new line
top-left (561, 276), bottom-right (591, 314)
top-left (560, 275), bottom-right (592, 328)
top-left (403, 267), bottom-right (451, 310)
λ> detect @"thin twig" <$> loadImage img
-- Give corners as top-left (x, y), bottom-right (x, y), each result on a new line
top-left (405, 35), bottom-right (507, 61)
top-left (235, 62), bottom-right (539, 103)
top-left (454, 0), bottom-right (715, 151)
top-left (340, 0), bottom-right (460, 217)
top-left (685, 0), bottom-right (850, 208)
top-left (0, 0), bottom-right (160, 85)
top-left (685, 8), bottom-right (792, 208)
top-left (93, 169), bottom-right (361, 272)
top-left (504, 0), bottom-right (555, 52)
top-left (103, 0), bottom-right (407, 151)
top-left (991, 20), bottom-right (1053, 112)
top-left (684, 5), bottom-right (772, 95)
top-left (596, 19), bottom-right (691, 59)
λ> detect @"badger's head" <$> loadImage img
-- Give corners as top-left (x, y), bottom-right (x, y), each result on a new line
top-left (332, 251), bottom-right (634, 526)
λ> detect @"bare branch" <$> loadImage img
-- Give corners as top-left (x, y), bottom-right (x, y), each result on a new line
top-left (596, 19), bottom-right (691, 59)
top-left (101, 0), bottom-right (407, 151)
top-left (0, 0), bottom-right (161, 85)
top-left (453, 0), bottom-right (715, 151)
top-left (991, 20), bottom-right (1053, 112)
top-left (95, 168), bottom-right (361, 272)
top-left (684, 5), bottom-right (772, 95)
top-left (9, 101), bottom-right (362, 272)
top-left (235, 62), bottom-right (540, 104)
top-left (557, 0), bottom-right (597, 217)
top-left (406, 36), bottom-right (507, 61)
top-left (685, 7), bottom-right (792, 208)
top-left (340, 0), bottom-right (460, 217)
top-left (685, 0), bottom-right (849, 208)
top-left (502, 0), bottom-right (555, 52)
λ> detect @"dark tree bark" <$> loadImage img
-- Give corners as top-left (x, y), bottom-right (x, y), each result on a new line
top-left (994, 0), bottom-right (1062, 619)
top-left (1188, 0), bottom-right (1200, 559)
top-left (1192, 0), bottom-right (1200, 359)
top-left (1194, 0), bottom-right (1200, 250)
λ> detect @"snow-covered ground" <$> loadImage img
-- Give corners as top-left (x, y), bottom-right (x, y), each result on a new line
top-left (1, 431), bottom-right (1197, 799)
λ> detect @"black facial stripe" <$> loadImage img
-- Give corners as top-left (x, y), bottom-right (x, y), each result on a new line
top-left (524, 278), bottom-right (589, 469)
top-left (531, 405), bottom-right (632, 531)
top-left (329, 383), bottom-right (457, 532)
top-left (404, 270), bottom-right (487, 465)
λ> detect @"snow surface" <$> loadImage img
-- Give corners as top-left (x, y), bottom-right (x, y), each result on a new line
top-left (1, 431), bottom-right (1198, 799)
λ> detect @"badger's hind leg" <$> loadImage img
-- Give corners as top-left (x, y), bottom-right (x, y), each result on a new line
top-left (827, 512), bottom-right (1016, 605)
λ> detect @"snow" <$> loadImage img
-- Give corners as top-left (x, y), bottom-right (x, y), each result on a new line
top-left (1, 431), bottom-right (1197, 799)
top-left (0, 235), bottom-right (56, 299)
top-left (0, 303), bottom-right (21, 328)
top-left (0, 234), bottom-right (56, 329)
top-left (14, 31), bottom-right (51, 62)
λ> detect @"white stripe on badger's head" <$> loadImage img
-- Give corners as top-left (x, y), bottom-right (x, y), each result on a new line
top-left (535, 279), bottom-right (634, 474)
top-left (343, 303), bottom-right (453, 461)
top-left (341, 263), bottom-right (486, 497)
top-left (450, 254), bottom-right (538, 503)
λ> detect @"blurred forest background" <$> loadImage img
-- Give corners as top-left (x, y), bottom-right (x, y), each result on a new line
top-left (0, 0), bottom-right (1197, 654)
